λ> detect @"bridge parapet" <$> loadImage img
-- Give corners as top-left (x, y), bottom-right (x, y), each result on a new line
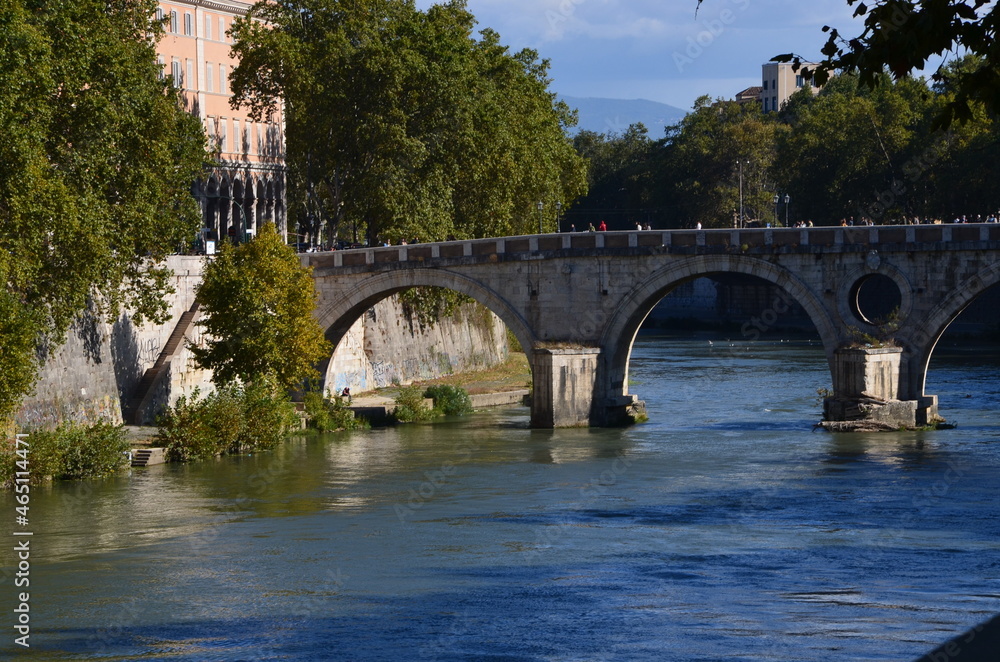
top-left (308, 224), bottom-right (1000, 428)
top-left (304, 224), bottom-right (1000, 272)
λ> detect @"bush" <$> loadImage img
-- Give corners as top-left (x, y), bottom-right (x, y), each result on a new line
top-left (240, 379), bottom-right (299, 452)
top-left (56, 423), bottom-right (130, 480)
top-left (158, 379), bottom-right (298, 463)
top-left (0, 422), bottom-right (129, 488)
top-left (303, 391), bottom-right (367, 432)
top-left (392, 385), bottom-right (436, 423)
top-left (423, 385), bottom-right (473, 417)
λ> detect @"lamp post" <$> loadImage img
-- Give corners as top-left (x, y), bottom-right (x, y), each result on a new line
top-left (536, 201), bottom-right (544, 234)
top-left (784, 194), bottom-right (791, 228)
top-left (773, 194), bottom-right (779, 227)
top-left (555, 201), bottom-right (562, 232)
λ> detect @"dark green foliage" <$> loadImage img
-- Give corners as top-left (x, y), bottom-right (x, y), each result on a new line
top-left (766, 0), bottom-right (1000, 127)
top-left (229, 0), bottom-right (587, 246)
top-left (157, 380), bottom-right (298, 463)
top-left (392, 385), bottom-right (436, 423)
top-left (0, 0), bottom-right (207, 424)
top-left (423, 385), bottom-right (473, 417)
top-left (55, 423), bottom-right (131, 481)
top-left (0, 422), bottom-right (129, 487)
top-left (399, 287), bottom-right (474, 329)
top-left (303, 391), bottom-right (368, 432)
top-left (576, 57), bottom-right (1000, 227)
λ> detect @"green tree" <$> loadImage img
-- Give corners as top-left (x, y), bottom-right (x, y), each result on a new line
top-left (229, 0), bottom-right (586, 245)
top-left (191, 223), bottom-right (331, 389)
top-left (0, 0), bottom-right (207, 423)
top-left (570, 124), bottom-right (658, 230)
top-left (762, 0), bottom-right (1000, 127)
top-left (659, 97), bottom-right (783, 228)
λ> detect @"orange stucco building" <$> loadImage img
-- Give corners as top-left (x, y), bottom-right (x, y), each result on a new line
top-left (156, 0), bottom-right (287, 244)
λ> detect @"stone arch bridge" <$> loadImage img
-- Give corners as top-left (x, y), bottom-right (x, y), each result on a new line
top-left (304, 224), bottom-right (1000, 428)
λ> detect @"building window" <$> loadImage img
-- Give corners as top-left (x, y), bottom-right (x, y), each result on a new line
top-left (205, 15), bottom-right (212, 40)
top-left (219, 17), bottom-right (226, 42)
top-left (763, 80), bottom-right (768, 91)
top-left (186, 60), bottom-right (194, 90)
top-left (772, 96), bottom-right (777, 110)
top-left (156, 56), bottom-right (165, 80)
top-left (155, 7), bottom-right (163, 23)
top-left (184, 12), bottom-right (192, 36)
top-left (170, 60), bottom-right (182, 87)
top-left (763, 98), bottom-right (769, 112)
top-left (219, 64), bottom-right (227, 95)
top-left (221, 119), bottom-right (228, 153)
top-left (796, 75), bottom-right (804, 87)
top-left (206, 62), bottom-right (214, 92)
top-left (169, 10), bottom-right (178, 33)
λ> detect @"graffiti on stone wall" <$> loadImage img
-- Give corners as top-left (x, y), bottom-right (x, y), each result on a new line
top-left (371, 361), bottom-right (401, 388)
top-left (137, 337), bottom-right (162, 366)
top-left (16, 395), bottom-right (121, 430)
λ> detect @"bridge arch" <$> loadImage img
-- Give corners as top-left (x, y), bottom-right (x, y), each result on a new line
top-left (598, 255), bottom-right (840, 403)
top-left (314, 268), bottom-right (536, 392)
top-left (901, 259), bottom-right (1000, 401)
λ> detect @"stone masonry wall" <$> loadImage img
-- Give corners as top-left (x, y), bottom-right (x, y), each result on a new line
top-left (325, 296), bottom-right (509, 395)
top-left (16, 256), bottom-right (210, 428)
top-left (16, 257), bottom-right (510, 428)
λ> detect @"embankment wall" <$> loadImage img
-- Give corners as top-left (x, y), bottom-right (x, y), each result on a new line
top-left (15, 257), bottom-right (510, 428)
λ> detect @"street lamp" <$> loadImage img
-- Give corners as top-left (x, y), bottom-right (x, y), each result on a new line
top-left (555, 201), bottom-right (562, 232)
top-left (784, 194), bottom-right (791, 228)
top-left (773, 194), bottom-right (779, 227)
top-left (536, 201), bottom-right (544, 234)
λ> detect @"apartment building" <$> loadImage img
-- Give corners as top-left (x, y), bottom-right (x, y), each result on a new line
top-left (760, 62), bottom-right (821, 112)
top-left (156, 0), bottom-right (286, 244)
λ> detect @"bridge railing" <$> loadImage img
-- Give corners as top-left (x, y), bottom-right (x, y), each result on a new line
top-left (303, 223), bottom-right (1000, 269)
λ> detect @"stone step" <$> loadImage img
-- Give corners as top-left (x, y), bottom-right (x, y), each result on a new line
top-left (130, 447), bottom-right (166, 467)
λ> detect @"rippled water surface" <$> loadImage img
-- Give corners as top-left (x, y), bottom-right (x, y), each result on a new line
top-left (3, 335), bottom-right (1000, 660)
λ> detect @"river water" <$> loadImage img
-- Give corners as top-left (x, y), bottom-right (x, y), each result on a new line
top-left (4, 335), bottom-right (1000, 661)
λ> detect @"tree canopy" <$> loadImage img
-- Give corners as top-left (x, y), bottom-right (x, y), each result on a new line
top-left (191, 223), bottom-right (331, 390)
top-left (570, 60), bottom-right (1000, 228)
top-left (763, 0), bottom-right (1000, 126)
top-left (0, 0), bottom-right (207, 422)
top-left (229, 0), bottom-right (587, 246)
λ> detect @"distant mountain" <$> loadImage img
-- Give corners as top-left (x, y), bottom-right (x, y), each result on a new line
top-left (561, 96), bottom-right (688, 137)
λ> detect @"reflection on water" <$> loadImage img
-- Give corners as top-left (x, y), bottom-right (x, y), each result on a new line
top-left (2, 337), bottom-right (999, 661)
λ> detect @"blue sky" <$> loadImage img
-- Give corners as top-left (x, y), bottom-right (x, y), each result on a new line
top-left (414, 0), bottom-right (867, 111)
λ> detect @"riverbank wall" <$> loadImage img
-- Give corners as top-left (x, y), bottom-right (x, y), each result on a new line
top-left (15, 257), bottom-right (511, 429)
top-left (325, 299), bottom-right (509, 396)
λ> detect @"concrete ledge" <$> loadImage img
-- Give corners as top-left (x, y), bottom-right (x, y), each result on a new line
top-left (131, 447), bottom-right (166, 467)
top-left (469, 390), bottom-right (529, 408)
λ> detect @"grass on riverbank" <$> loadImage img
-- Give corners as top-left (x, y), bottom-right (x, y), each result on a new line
top-left (368, 352), bottom-right (530, 400)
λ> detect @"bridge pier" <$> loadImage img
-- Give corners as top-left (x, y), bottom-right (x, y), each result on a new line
top-left (529, 348), bottom-right (600, 428)
top-left (529, 347), bottom-right (646, 428)
top-left (823, 347), bottom-right (936, 429)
